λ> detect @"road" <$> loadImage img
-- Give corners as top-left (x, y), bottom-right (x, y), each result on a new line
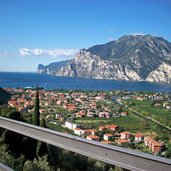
top-left (0, 116), bottom-right (171, 171)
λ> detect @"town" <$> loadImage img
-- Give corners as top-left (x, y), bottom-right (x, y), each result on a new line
top-left (5, 88), bottom-right (171, 157)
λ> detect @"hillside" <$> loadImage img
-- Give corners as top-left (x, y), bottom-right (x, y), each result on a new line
top-left (37, 35), bottom-right (171, 83)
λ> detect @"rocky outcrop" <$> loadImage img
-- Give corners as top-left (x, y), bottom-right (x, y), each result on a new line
top-left (37, 60), bottom-right (70, 75)
top-left (37, 35), bottom-right (171, 83)
top-left (146, 62), bottom-right (171, 83)
top-left (56, 50), bottom-right (142, 81)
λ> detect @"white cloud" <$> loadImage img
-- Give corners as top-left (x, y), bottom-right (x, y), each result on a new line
top-left (130, 32), bottom-right (145, 36)
top-left (19, 48), bottom-right (78, 58)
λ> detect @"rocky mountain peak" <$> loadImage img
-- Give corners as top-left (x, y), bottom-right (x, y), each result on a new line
top-left (37, 35), bottom-right (171, 83)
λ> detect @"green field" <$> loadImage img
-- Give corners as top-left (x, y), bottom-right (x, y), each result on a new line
top-left (124, 99), bottom-right (171, 127)
top-left (75, 114), bottom-right (149, 133)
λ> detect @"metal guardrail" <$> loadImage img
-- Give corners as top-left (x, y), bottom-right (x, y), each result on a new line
top-left (0, 163), bottom-right (14, 171)
top-left (0, 116), bottom-right (171, 171)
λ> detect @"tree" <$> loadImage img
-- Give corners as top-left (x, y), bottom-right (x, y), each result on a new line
top-left (33, 85), bottom-right (40, 126)
top-left (23, 155), bottom-right (51, 171)
top-left (37, 118), bottom-right (48, 157)
top-left (27, 85), bottom-right (41, 160)
top-left (40, 117), bottom-right (46, 128)
top-left (165, 143), bottom-right (171, 159)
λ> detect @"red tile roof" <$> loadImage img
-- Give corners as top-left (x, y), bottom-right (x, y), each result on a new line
top-left (135, 133), bottom-right (144, 138)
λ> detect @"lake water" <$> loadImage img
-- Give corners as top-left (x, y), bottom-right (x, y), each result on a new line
top-left (0, 72), bottom-right (170, 92)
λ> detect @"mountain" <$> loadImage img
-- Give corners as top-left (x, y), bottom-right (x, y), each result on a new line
top-left (37, 60), bottom-right (70, 75)
top-left (88, 35), bottom-right (171, 79)
top-left (37, 35), bottom-right (171, 83)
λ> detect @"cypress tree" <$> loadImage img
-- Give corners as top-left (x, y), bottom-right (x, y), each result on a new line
top-left (37, 117), bottom-right (48, 157)
top-left (33, 85), bottom-right (40, 126)
top-left (40, 117), bottom-right (46, 128)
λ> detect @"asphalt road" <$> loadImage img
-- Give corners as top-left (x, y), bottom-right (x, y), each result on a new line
top-left (0, 116), bottom-right (171, 171)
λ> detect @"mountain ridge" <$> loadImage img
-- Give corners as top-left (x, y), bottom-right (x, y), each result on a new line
top-left (37, 35), bottom-right (171, 83)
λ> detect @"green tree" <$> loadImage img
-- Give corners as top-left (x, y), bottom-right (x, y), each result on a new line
top-left (27, 86), bottom-right (40, 160)
top-left (165, 143), bottom-right (171, 159)
top-left (37, 118), bottom-right (48, 157)
top-left (33, 85), bottom-right (40, 126)
top-left (0, 141), bottom-right (15, 168)
top-left (23, 155), bottom-right (51, 171)
top-left (40, 117), bottom-right (46, 128)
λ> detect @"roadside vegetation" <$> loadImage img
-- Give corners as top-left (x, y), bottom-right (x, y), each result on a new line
top-left (124, 99), bottom-right (171, 127)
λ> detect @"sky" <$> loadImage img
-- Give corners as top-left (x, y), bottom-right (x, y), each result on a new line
top-left (0, 0), bottom-right (171, 72)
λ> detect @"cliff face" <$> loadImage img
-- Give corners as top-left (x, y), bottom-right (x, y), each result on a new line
top-left (37, 60), bottom-right (70, 75)
top-left (56, 50), bottom-right (141, 81)
top-left (37, 35), bottom-right (171, 83)
top-left (146, 62), bottom-right (171, 83)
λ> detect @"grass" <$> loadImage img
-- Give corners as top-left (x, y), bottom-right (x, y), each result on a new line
top-left (136, 142), bottom-right (152, 154)
top-left (46, 122), bottom-right (74, 134)
top-left (125, 99), bottom-right (171, 127)
top-left (75, 114), bottom-right (149, 133)
top-left (135, 106), bottom-right (171, 119)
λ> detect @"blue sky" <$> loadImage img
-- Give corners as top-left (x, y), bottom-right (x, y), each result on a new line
top-left (0, 0), bottom-right (171, 72)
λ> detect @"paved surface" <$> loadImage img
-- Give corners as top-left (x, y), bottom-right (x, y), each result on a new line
top-left (0, 116), bottom-right (171, 171)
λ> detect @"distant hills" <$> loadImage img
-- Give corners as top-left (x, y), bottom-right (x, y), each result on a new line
top-left (37, 35), bottom-right (171, 83)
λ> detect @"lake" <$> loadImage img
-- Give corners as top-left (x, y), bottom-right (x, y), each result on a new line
top-left (0, 72), bottom-right (170, 92)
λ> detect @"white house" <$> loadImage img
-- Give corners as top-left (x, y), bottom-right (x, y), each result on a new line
top-left (135, 133), bottom-right (144, 142)
top-left (74, 128), bottom-right (82, 136)
top-left (103, 134), bottom-right (113, 141)
top-left (65, 121), bottom-right (79, 130)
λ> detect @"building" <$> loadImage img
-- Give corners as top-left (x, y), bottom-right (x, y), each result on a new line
top-left (90, 129), bottom-right (99, 135)
top-left (65, 121), bottom-right (79, 130)
top-left (104, 124), bottom-right (119, 131)
top-left (135, 133), bottom-right (144, 142)
top-left (120, 132), bottom-right (131, 140)
top-left (87, 135), bottom-right (100, 141)
top-left (81, 129), bottom-right (98, 136)
top-left (8, 100), bottom-right (18, 108)
top-left (144, 136), bottom-right (163, 154)
top-left (74, 128), bottom-right (82, 136)
top-left (116, 139), bottom-right (129, 147)
top-left (81, 130), bottom-right (92, 136)
top-left (99, 112), bottom-right (110, 118)
top-left (64, 103), bottom-right (77, 111)
top-left (75, 110), bottom-right (86, 118)
top-left (121, 112), bottom-right (128, 116)
top-left (103, 134), bottom-right (113, 141)
top-left (109, 124), bottom-right (119, 131)
top-left (55, 114), bottom-right (64, 120)
top-left (98, 126), bottom-right (105, 131)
